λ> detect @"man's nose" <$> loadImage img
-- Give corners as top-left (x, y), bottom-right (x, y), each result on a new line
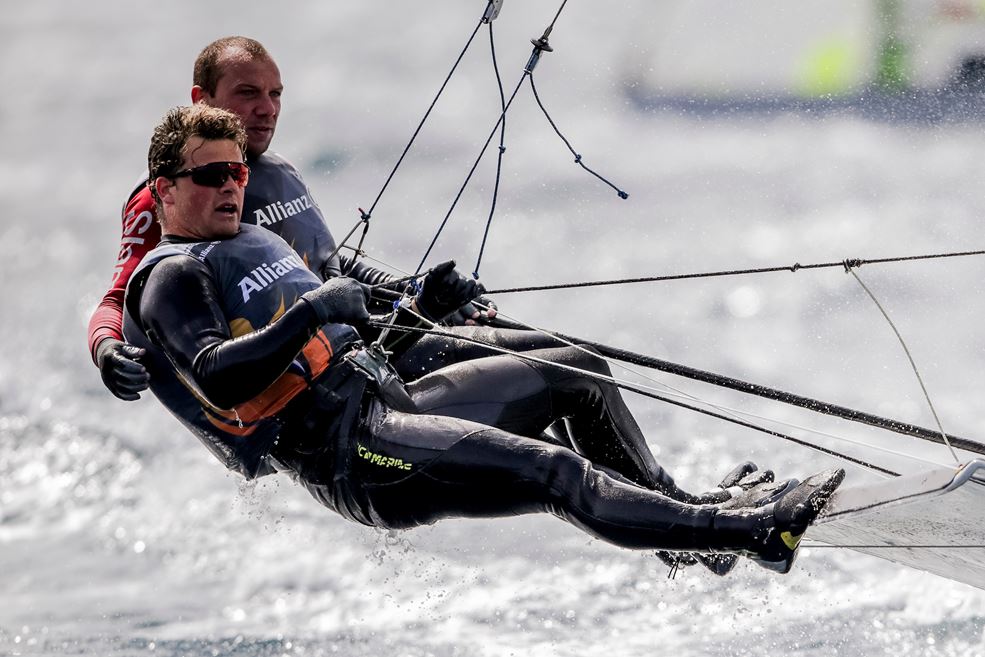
top-left (256, 94), bottom-right (278, 117)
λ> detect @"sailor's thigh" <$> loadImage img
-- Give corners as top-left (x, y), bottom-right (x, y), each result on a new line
top-left (354, 405), bottom-right (572, 528)
top-left (404, 352), bottom-right (551, 432)
top-left (395, 327), bottom-right (562, 378)
top-left (356, 403), bottom-right (487, 470)
top-left (460, 326), bottom-right (562, 353)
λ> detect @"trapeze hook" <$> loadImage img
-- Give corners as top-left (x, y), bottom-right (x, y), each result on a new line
top-left (482, 0), bottom-right (504, 23)
top-left (525, 31), bottom-right (554, 74)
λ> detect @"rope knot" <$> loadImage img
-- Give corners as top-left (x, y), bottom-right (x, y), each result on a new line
top-left (358, 207), bottom-right (371, 222)
top-left (499, 145), bottom-right (507, 154)
top-left (617, 190), bottom-right (629, 200)
top-left (574, 153), bottom-right (582, 163)
top-left (790, 262), bottom-right (802, 272)
top-left (842, 258), bottom-right (862, 272)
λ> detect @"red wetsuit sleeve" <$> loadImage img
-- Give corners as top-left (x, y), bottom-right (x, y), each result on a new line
top-left (87, 186), bottom-right (162, 363)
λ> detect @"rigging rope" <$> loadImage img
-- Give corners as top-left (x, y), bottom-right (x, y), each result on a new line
top-left (482, 312), bottom-right (952, 472)
top-left (325, 2), bottom-right (492, 273)
top-left (340, 1), bottom-right (982, 480)
top-left (472, 21), bottom-right (509, 280)
top-left (479, 304), bottom-right (954, 472)
top-left (479, 314), bottom-right (985, 456)
top-left (350, 1), bottom-right (511, 348)
top-left (484, 249), bottom-right (985, 295)
top-left (417, 0), bottom-right (628, 275)
top-left (365, 273), bottom-right (951, 472)
top-left (368, 318), bottom-right (900, 477)
top-left (544, 0), bottom-right (570, 33)
top-left (528, 73), bottom-right (629, 199)
top-left (362, 270), bottom-right (985, 460)
top-left (846, 265), bottom-right (960, 463)
top-left (415, 65), bottom-right (529, 274)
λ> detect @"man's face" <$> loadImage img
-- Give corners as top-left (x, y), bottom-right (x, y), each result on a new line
top-left (193, 54), bottom-right (282, 157)
top-left (156, 138), bottom-right (246, 240)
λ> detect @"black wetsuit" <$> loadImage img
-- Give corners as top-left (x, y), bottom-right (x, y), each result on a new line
top-left (126, 229), bottom-right (764, 553)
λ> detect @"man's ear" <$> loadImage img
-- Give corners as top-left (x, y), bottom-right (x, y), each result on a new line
top-left (190, 85), bottom-right (207, 104)
top-left (154, 176), bottom-right (175, 205)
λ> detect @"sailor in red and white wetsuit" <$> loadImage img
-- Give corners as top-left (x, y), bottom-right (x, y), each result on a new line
top-left (89, 37), bottom-right (362, 399)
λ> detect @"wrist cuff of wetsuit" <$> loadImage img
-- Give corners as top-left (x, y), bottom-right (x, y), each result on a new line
top-left (298, 295), bottom-right (328, 328)
top-left (409, 296), bottom-right (447, 323)
top-left (94, 337), bottom-right (121, 367)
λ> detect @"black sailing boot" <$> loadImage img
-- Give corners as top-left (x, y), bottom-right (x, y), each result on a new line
top-left (712, 468), bottom-right (845, 574)
top-left (691, 469), bottom-right (798, 575)
top-left (657, 462), bottom-right (788, 577)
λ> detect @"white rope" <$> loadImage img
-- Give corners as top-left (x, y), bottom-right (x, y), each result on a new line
top-left (847, 267), bottom-right (960, 464)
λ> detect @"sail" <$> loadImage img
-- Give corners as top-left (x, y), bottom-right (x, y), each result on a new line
top-left (809, 459), bottom-right (985, 591)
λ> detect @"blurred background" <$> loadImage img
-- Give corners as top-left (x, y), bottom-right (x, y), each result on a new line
top-left (3, 1), bottom-right (985, 655)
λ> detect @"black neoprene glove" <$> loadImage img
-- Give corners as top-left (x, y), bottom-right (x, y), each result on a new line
top-left (95, 338), bottom-right (149, 401)
top-left (300, 277), bottom-right (372, 326)
top-left (416, 260), bottom-right (485, 322)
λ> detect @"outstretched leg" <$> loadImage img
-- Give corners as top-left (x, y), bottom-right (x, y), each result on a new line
top-left (349, 403), bottom-right (728, 549)
top-left (328, 402), bottom-right (841, 566)
top-left (404, 344), bottom-right (697, 499)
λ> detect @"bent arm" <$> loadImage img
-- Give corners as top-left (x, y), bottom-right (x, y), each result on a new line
top-left (87, 188), bottom-right (162, 363)
top-left (139, 256), bottom-right (322, 409)
top-left (88, 298), bottom-right (126, 362)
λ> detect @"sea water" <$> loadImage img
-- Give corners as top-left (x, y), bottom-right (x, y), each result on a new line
top-left (2, 2), bottom-right (985, 655)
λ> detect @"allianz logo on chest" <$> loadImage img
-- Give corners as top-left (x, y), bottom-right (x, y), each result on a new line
top-left (238, 254), bottom-right (307, 303)
top-left (252, 194), bottom-right (314, 227)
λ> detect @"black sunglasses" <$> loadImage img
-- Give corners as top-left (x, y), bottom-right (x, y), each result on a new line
top-left (169, 161), bottom-right (250, 188)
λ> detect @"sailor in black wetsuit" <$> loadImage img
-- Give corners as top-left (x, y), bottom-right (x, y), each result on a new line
top-left (123, 105), bottom-right (844, 573)
top-left (92, 35), bottom-right (554, 400)
top-left (89, 37), bottom-right (668, 509)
